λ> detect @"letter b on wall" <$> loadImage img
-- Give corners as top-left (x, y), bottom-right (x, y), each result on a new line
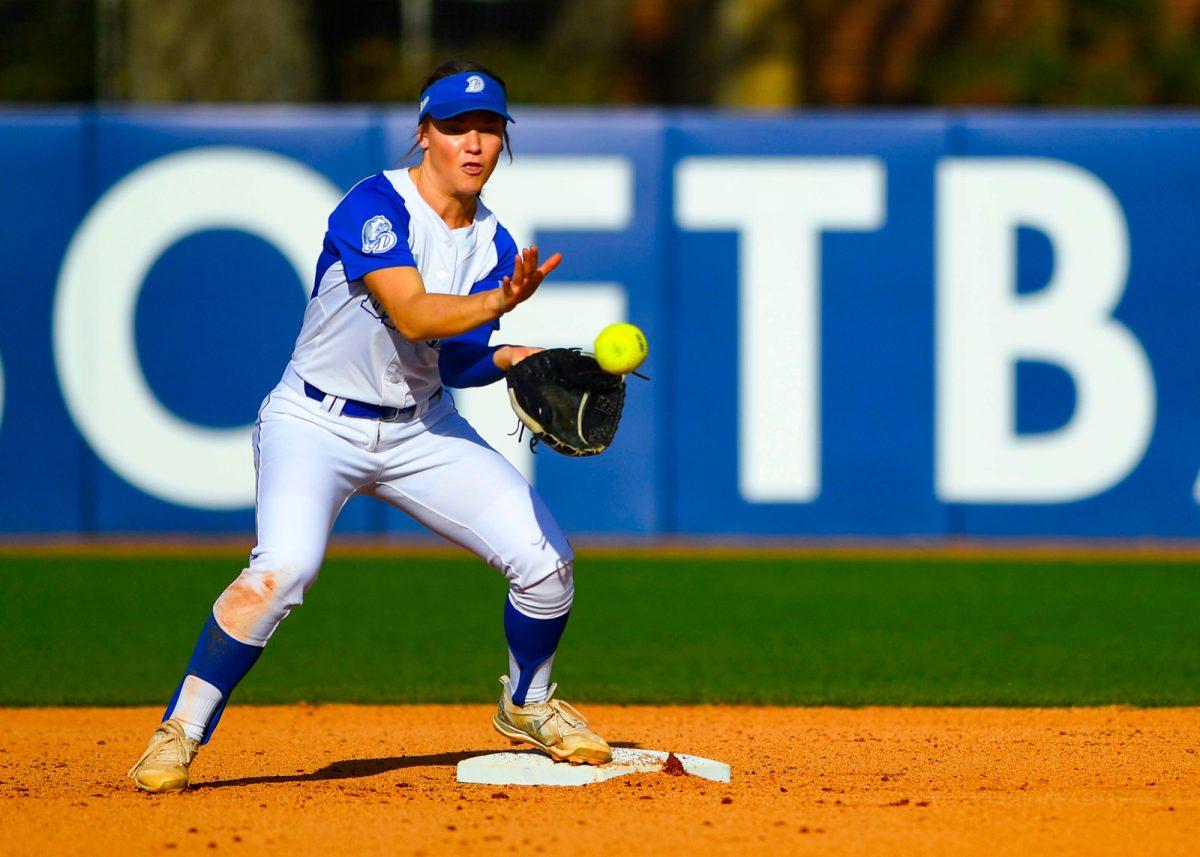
top-left (936, 158), bottom-right (1156, 503)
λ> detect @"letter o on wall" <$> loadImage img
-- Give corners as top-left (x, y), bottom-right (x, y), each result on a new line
top-left (54, 147), bottom-right (342, 509)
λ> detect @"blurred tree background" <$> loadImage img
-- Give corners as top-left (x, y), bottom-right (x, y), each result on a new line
top-left (2, 0), bottom-right (1200, 106)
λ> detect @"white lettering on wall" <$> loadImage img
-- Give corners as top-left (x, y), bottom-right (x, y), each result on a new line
top-left (675, 157), bottom-right (886, 503)
top-left (936, 158), bottom-right (1155, 502)
top-left (458, 158), bottom-right (633, 481)
top-left (54, 147), bottom-right (340, 509)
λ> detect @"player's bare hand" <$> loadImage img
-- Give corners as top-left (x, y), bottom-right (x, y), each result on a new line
top-left (495, 246), bottom-right (562, 314)
top-left (494, 345), bottom-right (544, 372)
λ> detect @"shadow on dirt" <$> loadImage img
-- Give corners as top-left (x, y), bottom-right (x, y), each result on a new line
top-left (194, 740), bottom-right (643, 790)
top-left (192, 749), bottom-right (493, 789)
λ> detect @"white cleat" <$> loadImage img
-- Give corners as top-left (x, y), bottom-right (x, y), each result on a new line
top-left (127, 719), bottom-right (199, 793)
top-left (492, 676), bottom-right (612, 765)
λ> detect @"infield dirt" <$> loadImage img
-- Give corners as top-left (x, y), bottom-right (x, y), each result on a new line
top-left (1, 705), bottom-right (1196, 855)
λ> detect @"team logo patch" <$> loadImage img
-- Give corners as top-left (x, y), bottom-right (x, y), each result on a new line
top-left (465, 75), bottom-right (485, 93)
top-left (419, 96), bottom-right (430, 114)
top-left (361, 215), bottom-right (397, 254)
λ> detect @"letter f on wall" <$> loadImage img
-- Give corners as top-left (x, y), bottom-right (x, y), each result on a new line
top-left (936, 158), bottom-right (1155, 503)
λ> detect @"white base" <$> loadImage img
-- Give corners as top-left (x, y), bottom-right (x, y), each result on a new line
top-left (456, 747), bottom-right (731, 787)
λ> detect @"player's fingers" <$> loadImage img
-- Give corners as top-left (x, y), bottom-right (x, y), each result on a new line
top-left (508, 270), bottom-right (532, 302)
top-left (518, 277), bottom-right (542, 302)
top-left (513, 265), bottom-right (543, 301)
top-left (499, 274), bottom-right (515, 304)
top-left (516, 249), bottom-right (533, 284)
top-left (538, 252), bottom-right (563, 277)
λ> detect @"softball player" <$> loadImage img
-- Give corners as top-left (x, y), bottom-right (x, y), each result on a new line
top-left (129, 60), bottom-right (611, 793)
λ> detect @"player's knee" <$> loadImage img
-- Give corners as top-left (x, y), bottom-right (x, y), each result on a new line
top-left (507, 554), bottom-right (575, 619)
top-left (213, 553), bottom-right (320, 645)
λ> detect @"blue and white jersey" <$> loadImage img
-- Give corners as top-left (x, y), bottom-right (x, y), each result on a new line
top-left (291, 168), bottom-right (517, 407)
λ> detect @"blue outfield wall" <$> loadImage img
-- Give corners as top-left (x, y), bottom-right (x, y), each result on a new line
top-left (0, 106), bottom-right (1198, 537)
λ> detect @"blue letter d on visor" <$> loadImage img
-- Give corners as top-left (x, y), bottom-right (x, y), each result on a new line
top-left (419, 72), bottom-right (514, 124)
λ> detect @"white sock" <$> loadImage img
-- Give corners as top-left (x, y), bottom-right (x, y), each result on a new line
top-left (508, 649), bottom-right (555, 706)
top-left (167, 675), bottom-right (223, 742)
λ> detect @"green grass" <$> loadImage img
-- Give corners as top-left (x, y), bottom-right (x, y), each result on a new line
top-left (0, 552), bottom-right (1197, 706)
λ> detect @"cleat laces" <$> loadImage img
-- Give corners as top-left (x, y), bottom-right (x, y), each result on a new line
top-left (520, 684), bottom-right (589, 736)
top-left (127, 721), bottom-right (195, 778)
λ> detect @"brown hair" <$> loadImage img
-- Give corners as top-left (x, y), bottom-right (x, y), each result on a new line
top-left (403, 59), bottom-right (513, 165)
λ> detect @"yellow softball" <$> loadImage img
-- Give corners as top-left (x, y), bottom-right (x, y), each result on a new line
top-left (594, 323), bottom-right (648, 375)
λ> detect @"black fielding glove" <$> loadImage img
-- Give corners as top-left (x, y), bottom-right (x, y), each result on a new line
top-left (505, 348), bottom-right (627, 457)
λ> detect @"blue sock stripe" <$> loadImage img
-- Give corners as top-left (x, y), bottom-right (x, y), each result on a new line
top-left (503, 598), bottom-right (569, 706)
top-left (163, 612), bottom-right (264, 744)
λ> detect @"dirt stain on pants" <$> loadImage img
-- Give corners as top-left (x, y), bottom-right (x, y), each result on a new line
top-left (213, 570), bottom-right (284, 646)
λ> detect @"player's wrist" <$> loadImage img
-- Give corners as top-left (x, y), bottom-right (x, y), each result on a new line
top-left (484, 289), bottom-right (507, 318)
top-left (496, 346), bottom-right (542, 372)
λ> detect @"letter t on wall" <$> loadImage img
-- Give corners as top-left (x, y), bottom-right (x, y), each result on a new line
top-left (675, 158), bottom-right (886, 502)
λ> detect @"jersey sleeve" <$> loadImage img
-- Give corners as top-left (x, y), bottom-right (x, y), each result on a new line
top-left (438, 224), bottom-right (518, 388)
top-left (325, 176), bottom-right (417, 283)
top-left (439, 327), bottom-right (503, 388)
top-left (465, 224), bottom-right (518, 333)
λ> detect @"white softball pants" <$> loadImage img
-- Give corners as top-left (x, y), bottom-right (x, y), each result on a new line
top-left (212, 363), bottom-right (574, 647)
